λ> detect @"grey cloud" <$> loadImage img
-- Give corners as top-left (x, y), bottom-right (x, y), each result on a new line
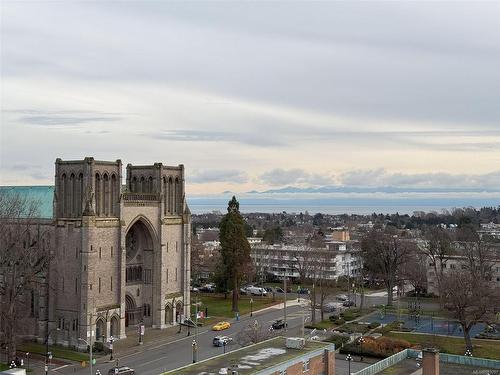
top-left (340, 169), bottom-right (500, 189)
top-left (2, 2), bottom-right (499, 127)
top-left (189, 169), bottom-right (248, 184)
top-left (147, 130), bottom-right (285, 147)
top-left (20, 115), bottom-right (120, 126)
top-left (260, 168), bottom-right (333, 186)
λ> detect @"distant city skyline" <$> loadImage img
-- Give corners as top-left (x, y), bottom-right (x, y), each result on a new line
top-left (1, 2), bottom-right (499, 203)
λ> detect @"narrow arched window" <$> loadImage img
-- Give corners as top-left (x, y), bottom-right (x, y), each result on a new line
top-left (148, 176), bottom-right (153, 193)
top-left (111, 174), bottom-right (117, 216)
top-left (70, 173), bottom-right (75, 217)
top-left (168, 177), bottom-right (173, 214)
top-left (78, 173), bottom-right (84, 216)
top-left (140, 176), bottom-right (145, 193)
top-left (103, 173), bottom-right (109, 216)
top-left (174, 178), bottom-right (179, 214)
top-left (163, 177), bottom-right (167, 215)
top-left (95, 173), bottom-right (101, 216)
top-left (60, 173), bottom-right (67, 217)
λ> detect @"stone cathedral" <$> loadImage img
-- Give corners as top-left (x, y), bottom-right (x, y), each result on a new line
top-left (30, 157), bottom-right (191, 347)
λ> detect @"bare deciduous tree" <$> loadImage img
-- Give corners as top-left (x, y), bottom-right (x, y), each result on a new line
top-left (441, 227), bottom-right (500, 353)
top-left (236, 319), bottom-right (273, 346)
top-left (361, 229), bottom-right (414, 306)
top-left (0, 191), bottom-right (49, 359)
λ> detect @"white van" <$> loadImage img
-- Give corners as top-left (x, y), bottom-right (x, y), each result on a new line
top-left (247, 286), bottom-right (267, 296)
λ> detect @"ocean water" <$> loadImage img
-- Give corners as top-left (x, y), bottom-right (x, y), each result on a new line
top-left (188, 198), bottom-right (500, 215)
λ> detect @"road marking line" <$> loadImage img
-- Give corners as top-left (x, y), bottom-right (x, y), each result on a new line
top-left (52, 365), bottom-right (70, 371)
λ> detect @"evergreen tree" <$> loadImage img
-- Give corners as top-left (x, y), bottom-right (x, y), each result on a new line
top-left (218, 196), bottom-right (252, 312)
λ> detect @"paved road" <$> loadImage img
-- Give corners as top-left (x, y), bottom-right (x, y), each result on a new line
top-left (53, 303), bottom-right (310, 375)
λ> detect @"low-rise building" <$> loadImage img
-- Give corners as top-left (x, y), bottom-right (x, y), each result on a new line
top-left (166, 337), bottom-right (335, 375)
top-left (251, 241), bottom-right (362, 282)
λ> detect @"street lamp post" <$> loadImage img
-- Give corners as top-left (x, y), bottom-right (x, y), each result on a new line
top-left (358, 337), bottom-right (365, 362)
top-left (78, 337), bottom-right (93, 375)
top-left (250, 298), bottom-right (253, 317)
top-left (346, 354), bottom-right (352, 375)
top-left (45, 327), bottom-right (60, 375)
top-left (109, 336), bottom-right (114, 361)
top-left (192, 339), bottom-right (197, 363)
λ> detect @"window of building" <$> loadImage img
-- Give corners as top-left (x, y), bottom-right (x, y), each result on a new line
top-left (110, 276), bottom-right (113, 291)
top-left (302, 360), bottom-right (310, 372)
top-left (144, 269), bottom-right (152, 284)
top-left (99, 277), bottom-right (101, 293)
top-left (99, 247), bottom-right (102, 259)
top-left (75, 248), bottom-right (78, 258)
top-left (450, 264), bottom-right (456, 269)
top-left (75, 278), bottom-right (78, 294)
top-left (62, 277), bottom-right (65, 292)
top-left (111, 246), bottom-right (113, 257)
top-left (137, 288), bottom-right (140, 297)
top-left (176, 241), bottom-right (178, 253)
top-left (166, 269), bottom-right (169, 282)
top-left (175, 268), bottom-right (178, 281)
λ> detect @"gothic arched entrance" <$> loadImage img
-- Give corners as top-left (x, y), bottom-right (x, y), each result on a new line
top-left (125, 217), bottom-right (155, 327)
top-left (125, 295), bottom-right (140, 327)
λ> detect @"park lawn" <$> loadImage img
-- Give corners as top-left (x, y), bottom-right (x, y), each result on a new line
top-left (192, 295), bottom-right (285, 320)
top-left (17, 342), bottom-right (89, 362)
top-left (385, 331), bottom-right (500, 360)
top-left (305, 319), bottom-right (335, 330)
top-left (0, 363), bottom-right (9, 371)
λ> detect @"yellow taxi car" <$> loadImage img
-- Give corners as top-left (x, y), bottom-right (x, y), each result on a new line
top-left (212, 321), bottom-right (231, 331)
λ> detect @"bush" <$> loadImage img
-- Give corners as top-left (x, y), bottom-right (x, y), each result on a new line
top-left (368, 322), bottom-right (381, 329)
top-left (92, 342), bottom-right (109, 354)
top-left (325, 334), bottom-right (350, 348)
top-left (340, 336), bottom-right (411, 358)
top-left (341, 309), bottom-right (362, 321)
top-left (329, 316), bottom-right (345, 325)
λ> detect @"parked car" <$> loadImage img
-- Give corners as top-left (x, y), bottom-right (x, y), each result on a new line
top-left (343, 300), bottom-right (355, 307)
top-left (336, 294), bottom-right (348, 301)
top-left (108, 367), bottom-right (135, 375)
top-left (213, 336), bottom-right (233, 347)
top-left (212, 321), bottom-right (231, 331)
top-left (322, 303), bottom-right (337, 313)
top-left (264, 287), bottom-right (273, 293)
top-left (247, 286), bottom-right (267, 296)
top-left (240, 286), bottom-right (249, 295)
top-left (200, 284), bottom-right (215, 293)
top-left (271, 319), bottom-right (287, 330)
top-left (297, 288), bottom-right (310, 295)
top-left (190, 286), bottom-right (199, 293)
top-left (275, 287), bottom-right (284, 293)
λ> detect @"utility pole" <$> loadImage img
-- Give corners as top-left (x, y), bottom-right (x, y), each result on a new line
top-left (283, 270), bottom-right (287, 333)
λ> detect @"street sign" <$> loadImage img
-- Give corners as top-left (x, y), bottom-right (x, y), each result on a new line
top-left (140, 324), bottom-right (145, 335)
top-left (44, 365), bottom-right (48, 372)
top-left (92, 358), bottom-right (96, 365)
top-left (48, 353), bottom-right (53, 360)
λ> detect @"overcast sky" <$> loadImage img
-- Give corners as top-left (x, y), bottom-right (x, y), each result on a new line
top-left (1, 1), bottom-right (499, 197)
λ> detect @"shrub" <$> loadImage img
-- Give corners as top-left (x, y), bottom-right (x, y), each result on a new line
top-left (329, 316), bottom-right (345, 325)
top-left (339, 336), bottom-right (411, 358)
top-left (325, 334), bottom-right (350, 348)
top-left (92, 342), bottom-right (109, 354)
top-left (341, 309), bottom-right (362, 321)
top-left (368, 322), bottom-right (381, 329)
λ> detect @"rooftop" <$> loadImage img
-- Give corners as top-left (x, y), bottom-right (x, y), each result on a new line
top-left (167, 337), bottom-right (334, 375)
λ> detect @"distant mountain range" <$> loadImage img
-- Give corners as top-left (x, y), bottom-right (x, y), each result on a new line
top-left (243, 185), bottom-right (500, 194)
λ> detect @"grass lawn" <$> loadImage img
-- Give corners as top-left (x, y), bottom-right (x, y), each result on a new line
top-left (0, 363), bottom-right (9, 371)
top-left (17, 342), bottom-right (89, 362)
top-left (385, 331), bottom-right (500, 360)
top-left (191, 294), bottom-right (289, 320)
top-left (305, 319), bottom-right (335, 330)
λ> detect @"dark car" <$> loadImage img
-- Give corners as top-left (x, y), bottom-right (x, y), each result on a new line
top-left (213, 335), bottom-right (233, 347)
top-left (271, 319), bottom-right (288, 330)
top-left (108, 367), bottom-right (135, 375)
top-left (264, 287), bottom-right (273, 293)
top-left (297, 288), bottom-right (310, 295)
top-left (343, 300), bottom-right (355, 307)
top-left (275, 287), bottom-right (284, 293)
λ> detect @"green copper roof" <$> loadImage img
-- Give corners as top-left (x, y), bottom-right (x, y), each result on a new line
top-left (0, 186), bottom-right (54, 219)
